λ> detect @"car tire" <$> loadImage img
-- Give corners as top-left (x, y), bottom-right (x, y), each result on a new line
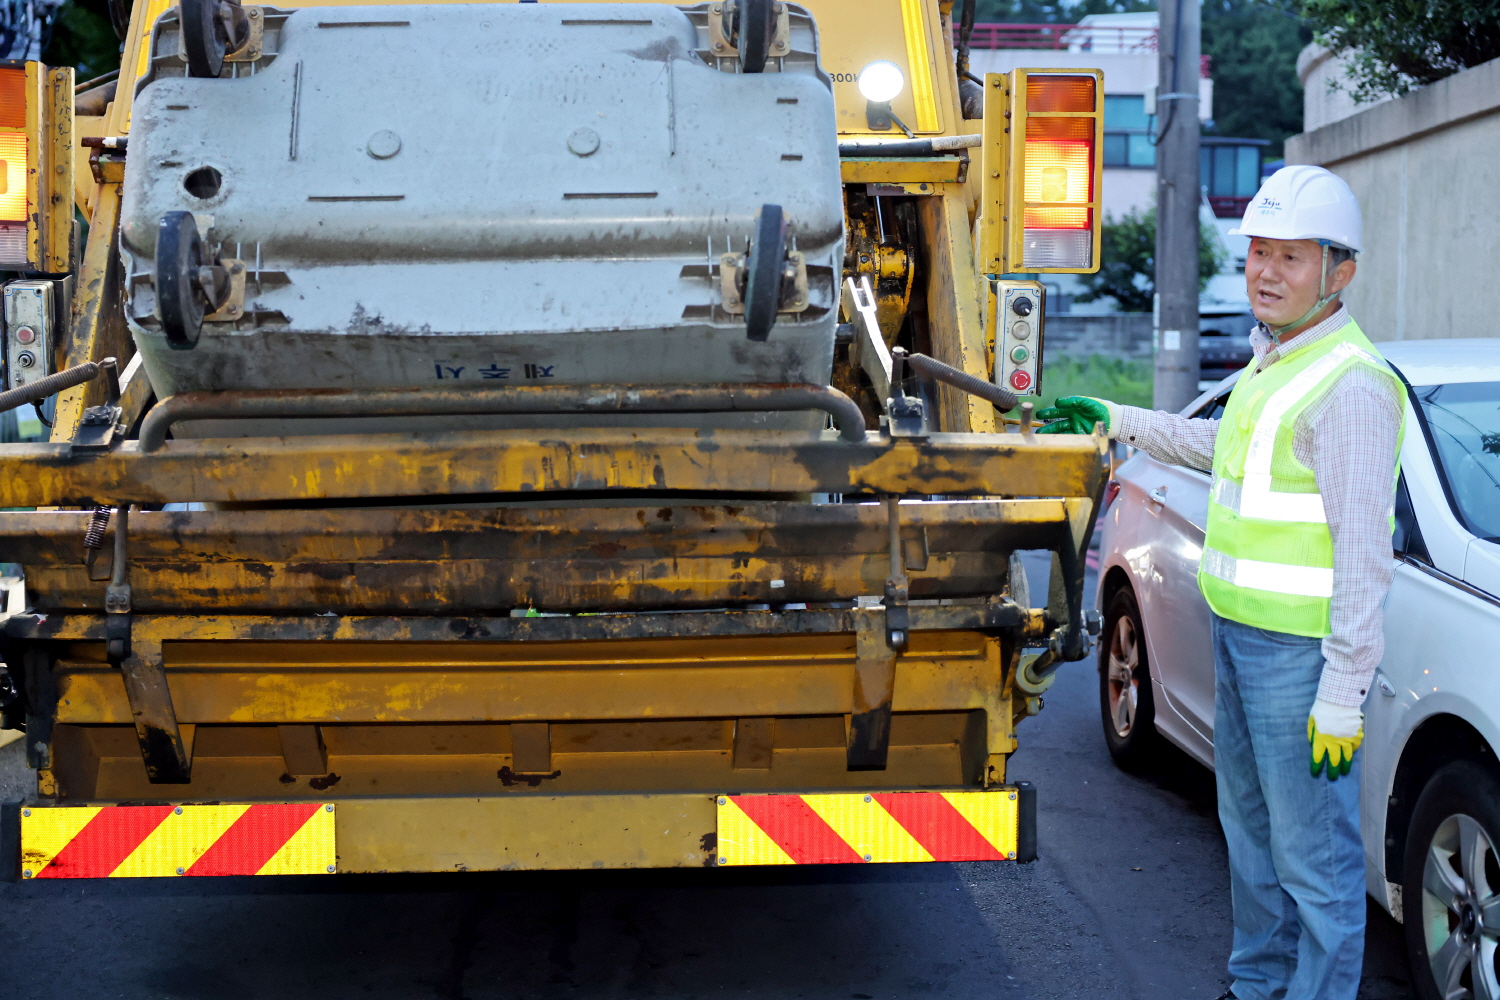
top-left (1403, 760), bottom-right (1500, 1000)
top-left (1099, 587), bottom-right (1160, 768)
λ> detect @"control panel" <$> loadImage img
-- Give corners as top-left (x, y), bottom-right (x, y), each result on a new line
top-left (3, 280), bottom-right (55, 392)
top-left (992, 279), bottom-right (1045, 397)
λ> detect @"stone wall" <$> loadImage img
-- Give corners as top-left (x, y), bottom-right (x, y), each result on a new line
top-left (1286, 56), bottom-right (1500, 342)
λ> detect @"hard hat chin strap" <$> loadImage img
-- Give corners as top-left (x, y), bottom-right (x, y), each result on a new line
top-left (1269, 242), bottom-right (1339, 343)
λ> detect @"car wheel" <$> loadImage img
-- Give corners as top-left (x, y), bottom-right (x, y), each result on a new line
top-left (1099, 587), bottom-right (1159, 767)
top-left (1403, 760), bottom-right (1500, 1000)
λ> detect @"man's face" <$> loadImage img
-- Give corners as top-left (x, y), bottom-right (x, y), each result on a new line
top-left (1245, 237), bottom-right (1356, 328)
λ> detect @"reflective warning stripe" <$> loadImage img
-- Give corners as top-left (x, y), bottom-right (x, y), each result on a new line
top-left (716, 791), bottom-right (1017, 866)
top-left (1201, 547), bottom-right (1334, 599)
top-left (804, 793), bottom-right (935, 863)
top-left (1211, 475), bottom-right (1326, 524)
top-left (898, 0), bottom-right (941, 133)
top-left (1234, 342), bottom-right (1375, 522)
top-left (21, 803), bottom-right (335, 879)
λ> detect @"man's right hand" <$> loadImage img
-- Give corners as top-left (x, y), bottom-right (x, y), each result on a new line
top-left (1035, 396), bottom-right (1119, 435)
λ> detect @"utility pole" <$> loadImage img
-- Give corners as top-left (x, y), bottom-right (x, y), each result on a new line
top-left (1153, 0), bottom-right (1202, 411)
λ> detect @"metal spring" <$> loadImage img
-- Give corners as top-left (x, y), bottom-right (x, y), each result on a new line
top-left (83, 505), bottom-right (111, 550)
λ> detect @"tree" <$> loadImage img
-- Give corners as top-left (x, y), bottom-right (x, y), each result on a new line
top-left (1299, 0), bottom-right (1500, 100)
top-left (41, 0), bottom-right (120, 81)
top-left (1203, 0), bottom-right (1311, 158)
top-left (1075, 207), bottom-right (1226, 313)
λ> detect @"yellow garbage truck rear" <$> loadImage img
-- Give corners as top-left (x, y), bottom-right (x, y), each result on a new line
top-left (0, 0), bottom-right (1107, 879)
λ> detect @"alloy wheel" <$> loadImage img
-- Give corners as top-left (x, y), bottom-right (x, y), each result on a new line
top-left (1420, 813), bottom-right (1500, 1000)
top-left (1106, 613), bottom-right (1139, 739)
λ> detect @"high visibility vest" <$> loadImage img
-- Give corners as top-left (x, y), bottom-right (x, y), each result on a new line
top-left (1197, 319), bottom-right (1405, 637)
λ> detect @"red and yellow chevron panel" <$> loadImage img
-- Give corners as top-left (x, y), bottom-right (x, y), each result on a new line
top-left (716, 790), bottom-right (1018, 865)
top-left (20, 803), bottom-right (335, 879)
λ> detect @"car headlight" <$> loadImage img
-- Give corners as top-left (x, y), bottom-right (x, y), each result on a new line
top-left (857, 61), bottom-right (905, 104)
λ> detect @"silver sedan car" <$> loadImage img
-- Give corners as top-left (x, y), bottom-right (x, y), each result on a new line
top-left (1095, 338), bottom-right (1500, 1000)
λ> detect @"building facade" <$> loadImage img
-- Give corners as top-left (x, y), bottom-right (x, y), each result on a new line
top-left (967, 14), bottom-right (1257, 316)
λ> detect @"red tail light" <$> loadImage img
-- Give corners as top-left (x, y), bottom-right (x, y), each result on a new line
top-left (1102, 479), bottom-right (1122, 512)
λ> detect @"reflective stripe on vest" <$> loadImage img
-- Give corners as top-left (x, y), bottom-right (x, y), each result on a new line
top-left (1209, 476), bottom-right (1326, 524)
top-left (1232, 341), bottom-right (1377, 523)
top-left (1201, 547), bottom-right (1334, 599)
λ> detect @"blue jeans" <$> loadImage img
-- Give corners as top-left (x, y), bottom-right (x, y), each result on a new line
top-left (1212, 613), bottom-right (1365, 1000)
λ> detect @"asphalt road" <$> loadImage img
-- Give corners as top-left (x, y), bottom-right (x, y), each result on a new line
top-left (0, 554), bottom-right (1416, 1000)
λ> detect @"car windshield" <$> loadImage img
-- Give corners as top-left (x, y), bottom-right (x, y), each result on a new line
top-left (1413, 381), bottom-right (1500, 541)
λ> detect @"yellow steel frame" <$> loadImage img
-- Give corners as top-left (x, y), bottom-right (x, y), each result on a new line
top-left (17, 608), bottom-right (1028, 799)
top-left (5, 62), bottom-right (73, 274)
top-left (3, 499), bottom-right (1084, 613)
top-left (0, 426), bottom-right (1107, 508)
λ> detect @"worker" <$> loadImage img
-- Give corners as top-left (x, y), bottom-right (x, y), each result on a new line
top-left (1037, 166), bottom-right (1404, 1000)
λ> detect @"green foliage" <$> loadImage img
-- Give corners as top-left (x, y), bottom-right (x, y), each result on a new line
top-left (1203, 0), bottom-right (1311, 157)
top-left (41, 0), bottom-right (121, 82)
top-left (1299, 0), bottom-right (1500, 100)
top-left (1037, 354), bottom-right (1154, 410)
top-left (1074, 206), bottom-right (1225, 313)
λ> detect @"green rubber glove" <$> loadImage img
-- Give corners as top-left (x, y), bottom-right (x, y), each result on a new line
top-left (1035, 396), bottom-right (1118, 435)
top-left (1308, 700), bottom-right (1364, 781)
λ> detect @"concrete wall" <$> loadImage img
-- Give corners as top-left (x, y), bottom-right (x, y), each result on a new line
top-left (1286, 56), bottom-right (1500, 341)
top-left (1045, 313), bottom-right (1154, 361)
top-left (1298, 44), bottom-right (1393, 132)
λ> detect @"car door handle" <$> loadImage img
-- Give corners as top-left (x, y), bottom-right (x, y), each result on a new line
top-left (1148, 488), bottom-right (1168, 506)
top-left (1377, 674), bottom-right (1396, 697)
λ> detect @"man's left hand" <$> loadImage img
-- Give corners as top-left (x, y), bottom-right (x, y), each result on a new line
top-left (1308, 699), bottom-right (1364, 781)
top-left (1035, 396), bottom-right (1120, 435)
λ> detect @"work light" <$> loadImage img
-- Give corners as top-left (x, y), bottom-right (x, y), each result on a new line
top-left (857, 61), bottom-right (904, 103)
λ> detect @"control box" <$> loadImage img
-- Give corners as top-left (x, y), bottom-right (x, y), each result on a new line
top-left (991, 279), bottom-right (1045, 397)
top-left (3, 280), bottom-right (55, 392)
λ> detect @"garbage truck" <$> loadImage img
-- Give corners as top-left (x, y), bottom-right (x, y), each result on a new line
top-left (0, 0), bottom-right (1107, 879)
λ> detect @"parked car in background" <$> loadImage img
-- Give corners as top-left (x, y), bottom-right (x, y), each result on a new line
top-left (1094, 339), bottom-right (1500, 1000)
top-left (1197, 311), bottom-right (1256, 389)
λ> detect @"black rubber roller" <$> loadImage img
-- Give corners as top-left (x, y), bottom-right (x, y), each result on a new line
top-left (180, 0), bottom-right (227, 78)
top-left (744, 203), bottom-right (786, 343)
top-left (736, 0), bottom-right (775, 73)
top-left (156, 211), bottom-right (208, 350)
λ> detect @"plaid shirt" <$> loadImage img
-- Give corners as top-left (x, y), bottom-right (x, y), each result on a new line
top-left (1114, 306), bottom-right (1403, 708)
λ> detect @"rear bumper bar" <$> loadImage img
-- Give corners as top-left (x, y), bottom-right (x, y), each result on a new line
top-left (5, 786), bottom-right (1037, 880)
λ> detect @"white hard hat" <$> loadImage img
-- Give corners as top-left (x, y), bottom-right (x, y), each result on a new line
top-left (1229, 164), bottom-right (1363, 253)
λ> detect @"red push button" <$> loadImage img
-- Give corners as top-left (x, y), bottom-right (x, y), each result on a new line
top-left (13, 325), bottom-right (34, 344)
top-left (1009, 369), bottom-right (1033, 391)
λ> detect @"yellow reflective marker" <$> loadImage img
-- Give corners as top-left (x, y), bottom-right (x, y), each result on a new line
top-left (898, 0), bottom-right (940, 132)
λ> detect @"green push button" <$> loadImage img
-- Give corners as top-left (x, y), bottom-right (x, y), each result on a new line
top-left (1010, 345), bottom-right (1030, 363)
